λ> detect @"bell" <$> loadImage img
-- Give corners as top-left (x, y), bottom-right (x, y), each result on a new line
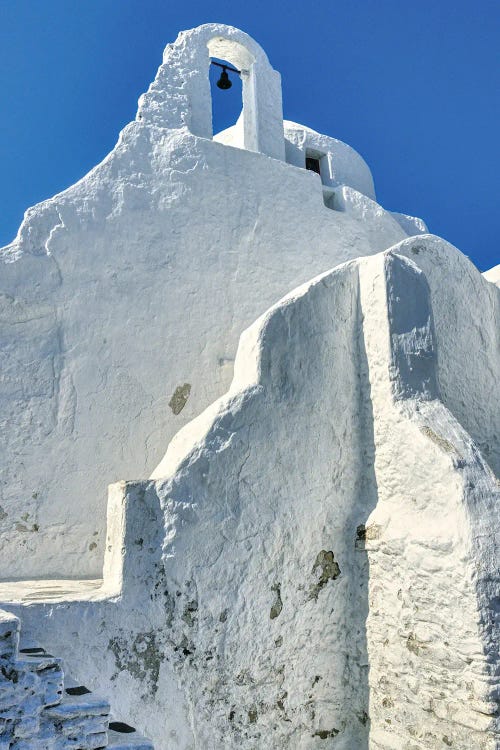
top-left (216, 67), bottom-right (232, 90)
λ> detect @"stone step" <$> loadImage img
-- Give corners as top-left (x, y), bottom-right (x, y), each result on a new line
top-left (1, 625), bottom-right (154, 749)
top-left (44, 689), bottom-right (110, 750)
top-left (107, 721), bottom-right (154, 749)
top-left (45, 688), bottom-right (110, 721)
top-left (0, 642), bottom-right (64, 745)
top-left (16, 645), bottom-right (64, 708)
top-left (13, 649), bottom-right (64, 708)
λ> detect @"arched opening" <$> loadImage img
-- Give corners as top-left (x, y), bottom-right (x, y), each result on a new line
top-left (207, 37), bottom-right (256, 151)
top-left (209, 56), bottom-right (243, 138)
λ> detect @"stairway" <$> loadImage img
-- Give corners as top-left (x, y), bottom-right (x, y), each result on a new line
top-left (0, 609), bottom-right (153, 749)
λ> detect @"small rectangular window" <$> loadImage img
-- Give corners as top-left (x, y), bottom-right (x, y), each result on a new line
top-left (305, 156), bottom-right (321, 175)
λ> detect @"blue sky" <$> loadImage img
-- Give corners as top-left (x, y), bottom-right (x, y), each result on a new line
top-left (1, 0), bottom-right (498, 270)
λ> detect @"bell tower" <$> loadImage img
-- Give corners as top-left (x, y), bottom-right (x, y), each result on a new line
top-left (137, 24), bottom-right (286, 161)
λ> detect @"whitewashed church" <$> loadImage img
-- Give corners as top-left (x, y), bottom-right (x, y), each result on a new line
top-left (0, 23), bottom-right (498, 750)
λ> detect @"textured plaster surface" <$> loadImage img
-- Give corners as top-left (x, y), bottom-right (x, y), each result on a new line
top-left (395, 235), bottom-right (500, 478)
top-left (358, 250), bottom-right (499, 750)
top-left (0, 23), bottom-right (417, 579)
top-left (2, 239), bottom-right (498, 749)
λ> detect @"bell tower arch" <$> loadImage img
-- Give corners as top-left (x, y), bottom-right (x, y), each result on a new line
top-left (207, 37), bottom-right (258, 153)
top-left (137, 24), bottom-right (285, 161)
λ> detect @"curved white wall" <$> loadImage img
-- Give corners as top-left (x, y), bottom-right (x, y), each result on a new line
top-left (5, 240), bottom-right (498, 750)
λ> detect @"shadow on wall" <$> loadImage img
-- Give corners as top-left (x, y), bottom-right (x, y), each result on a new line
top-left (338, 292), bottom-right (378, 747)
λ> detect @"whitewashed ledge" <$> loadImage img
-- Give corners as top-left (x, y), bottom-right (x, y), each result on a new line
top-left (0, 578), bottom-right (104, 603)
top-left (0, 477), bottom-right (160, 606)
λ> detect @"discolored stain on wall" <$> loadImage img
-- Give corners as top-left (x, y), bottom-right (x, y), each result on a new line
top-left (270, 583), bottom-right (283, 620)
top-left (169, 383), bottom-right (192, 415)
top-left (308, 550), bottom-right (340, 601)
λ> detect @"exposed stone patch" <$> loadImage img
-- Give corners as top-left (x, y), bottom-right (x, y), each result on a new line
top-left (108, 630), bottom-right (164, 695)
top-left (14, 511), bottom-right (39, 532)
top-left (181, 599), bottom-right (198, 627)
top-left (276, 691), bottom-right (287, 714)
top-left (169, 383), bottom-right (191, 415)
top-left (406, 632), bottom-right (427, 656)
top-left (313, 728), bottom-right (339, 739)
top-left (162, 590), bottom-right (176, 628)
top-left (308, 550), bottom-right (341, 601)
top-left (235, 669), bottom-right (254, 686)
top-left (173, 634), bottom-right (196, 660)
top-left (15, 520), bottom-right (39, 532)
top-left (355, 523), bottom-right (381, 549)
top-left (420, 425), bottom-right (462, 459)
top-left (270, 583), bottom-right (283, 619)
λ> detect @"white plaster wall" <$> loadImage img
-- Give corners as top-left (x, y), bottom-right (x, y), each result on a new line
top-left (4, 240), bottom-right (498, 750)
top-left (151, 259), bottom-right (373, 748)
top-left (395, 235), bottom-right (500, 477)
top-left (216, 118), bottom-right (377, 201)
top-left (0, 24), bottom-right (413, 580)
top-left (359, 251), bottom-right (499, 749)
top-left (390, 211), bottom-right (428, 235)
top-left (0, 485), bottom-right (190, 749)
top-left (283, 121), bottom-right (376, 200)
top-left (0, 259), bottom-right (372, 750)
